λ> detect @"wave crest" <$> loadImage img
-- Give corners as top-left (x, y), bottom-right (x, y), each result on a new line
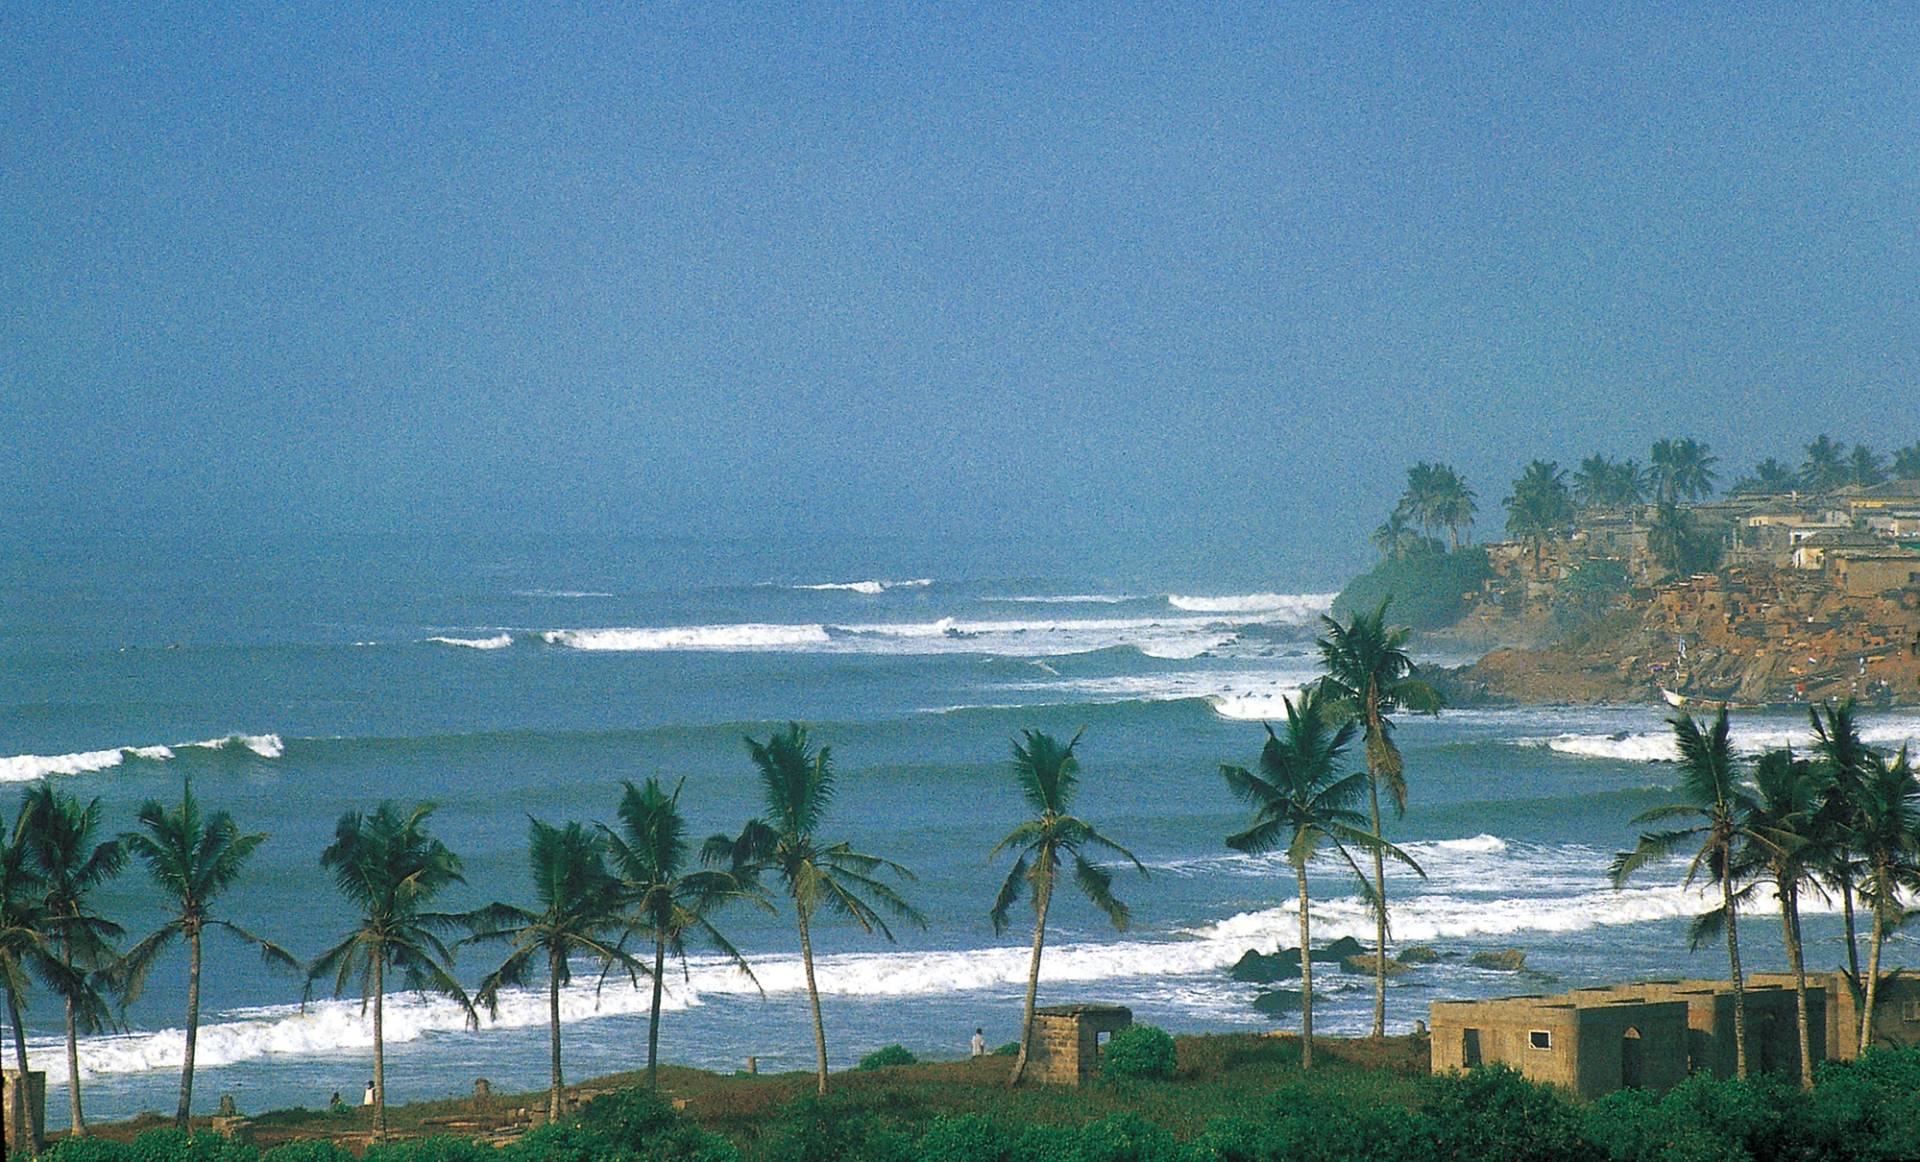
top-left (1, 733), bottom-right (283, 782)
top-left (425, 634), bottom-right (515, 650)
top-left (1168, 593), bottom-right (1334, 618)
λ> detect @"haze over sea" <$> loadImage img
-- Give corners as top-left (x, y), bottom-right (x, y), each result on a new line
top-left (5, 531), bottom-right (1916, 1128)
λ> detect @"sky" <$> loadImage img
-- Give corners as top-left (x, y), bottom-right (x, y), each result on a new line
top-left (3, 6), bottom-right (1915, 566)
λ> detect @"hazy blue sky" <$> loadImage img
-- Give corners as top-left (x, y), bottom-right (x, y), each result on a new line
top-left (4, 7), bottom-right (1915, 561)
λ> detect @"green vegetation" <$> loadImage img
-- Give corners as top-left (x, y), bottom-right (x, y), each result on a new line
top-left (1331, 544), bottom-right (1490, 631)
top-left (855, 1045), bottom-right (917, 1071)
top-left (1503, 460), bottom-right (1575, 573)
top-left (988, 728), bottom-right (1144, 1085)
top-left (1100, 1025), bottom-right (1176, 1081)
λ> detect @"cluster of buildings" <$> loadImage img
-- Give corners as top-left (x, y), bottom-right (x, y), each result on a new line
top-left (1430, 974), bottom-right (1920, 1099)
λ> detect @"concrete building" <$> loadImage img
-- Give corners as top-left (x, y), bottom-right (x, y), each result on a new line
top-left (1792, 529), bottom-right (1885, 571)
top-left (1025, 1003), bottom-right (1133, 1086)
top-left (1430, 979), bottom-right (1820, 1099)
top-left (1752, 971), bottom-right (1920, 1061)
top-left (1830, 550), bottom-right (1920, 598)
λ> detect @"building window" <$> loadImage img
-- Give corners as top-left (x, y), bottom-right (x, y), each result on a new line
top-left (1901, 1000), bottom-right (1920, 1023)
top-left (1530, 1030), bottom-right (1552, 1050)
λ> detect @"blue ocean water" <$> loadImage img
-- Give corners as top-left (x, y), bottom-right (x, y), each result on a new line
top-left (4, 534), bottom-right (1917, 1128)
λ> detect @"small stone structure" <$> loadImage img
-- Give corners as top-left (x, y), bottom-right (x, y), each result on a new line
top-left (1027, 1003), bottom-right (1132, 1086)
top-left (1752, 971), bottom-right (1920, 1061)
top-left (4, 1069), bottom-right (46, 1155)
top-left (1431, 979), bottom-right (1820, 1100)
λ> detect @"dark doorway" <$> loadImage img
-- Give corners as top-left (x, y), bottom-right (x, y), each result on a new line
top-left (1622, 1027), bottom-right (1643, 1089)
top-left (1463, 1028), bottom-right (1482, 1068)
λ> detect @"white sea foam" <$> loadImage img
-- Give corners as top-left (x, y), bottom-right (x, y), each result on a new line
top-left (1519, 717), bottom-right (1920, 763)
top-left (544, 624), bottom-right (835, 651)
top-left (0, 733), bottom-right (282, 781)
top-left (1168, 593), bottom-right (1335, 619)
top-left (424, 634), bottom-right (515, 650)
top-left (513, 590), bottom-right (613, 599)
top-left (793, 579), bottom-right (932, 595)
top-left (986, 594), bottom-right (1136, 605)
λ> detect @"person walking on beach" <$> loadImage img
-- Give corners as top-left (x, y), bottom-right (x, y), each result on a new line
top-left (971, 1028), bottom-right (986, 1058)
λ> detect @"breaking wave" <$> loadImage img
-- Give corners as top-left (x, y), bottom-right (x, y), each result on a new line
top-left (1168, 593), bottom-right (1334, 619)
top-left (986, 594), bottom-right (1137, 605)
top-left (424, 634), bottom-right (515, 650)
top-left (0, 734), bottom-right (284, 782)
top-left (1518, 716), bottom-right (1920, 763)
top-left (540, 613), bottom-right (1276, 658)
top-left (791, 579), bottom-right (933, 595)
top-left (513, 590), bottom-right (613, 599)
top-left (544, 624), bottom-right (834, 651)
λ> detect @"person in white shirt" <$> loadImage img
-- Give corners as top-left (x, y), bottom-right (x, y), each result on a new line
top-left (362, 1081), bottom-right (375, 1107)
top-left (971, 1028), bottom-right (986, 1057)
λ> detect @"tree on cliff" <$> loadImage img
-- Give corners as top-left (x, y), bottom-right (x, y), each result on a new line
top-left (1802, 435), bottom-right (1848, 493)
top-left (1503, 459), bottom-right (1575, 573)
top-left (1612, 711), bottom-right (1783, 1080)
top-left (1317, 600), bottom-right (1440, 1039)
top-left (1219, 688), bottom-right (1420, 1069)
top-left (1894, 442), bottom-right (1920, 481)
top-left (708, 724), bottom-right (923, 1096)
top-left (308, 802), bottom-right (475, 1142)
top-left (1848, 445), bottom-right (1888, 488)
top-left (1650, 437), bottom-right (1718, 503)
top-left (990, 728), bottom-right (1145, 1086)
top-left (1573, 454), bottom-right (1645, 510)
top-left (1731, 458), bottom-right (1798, 496)
top-left (1649, 503), bottom-right (1722, 575)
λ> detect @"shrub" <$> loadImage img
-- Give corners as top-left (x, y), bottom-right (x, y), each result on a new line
top-left (505, 1123), bottom-right (629, 1162)
top-left (917, 1115), bottom-right (1015, 1162)
top-left (260, 1144), bottom-right (356, 1162)
top-left (994, 1042), bottom-right (1021, 1057)
top-left (1101, 1026), bottom-right (1176, 1082)
top-left (1009, 1124), bottom-right (1083, 1162)
top-left (364, 1137), bottom-right (498, 1162)
top-left (1332, 547), bottom-right (1490, 630)
top-left (855, 1044), bottom-right (918, 1071)
top-left (1421, 1066), bottom-right (1601, 1162)
top-left (1075, 1112), bottom-right (1194, 1162)
top-left (44, 1138), bottom-right (134, 1162)
top-left (576, 1089), bottom-right (679, 1144)
top-left (761, 1097), bottom-right (913, 1162)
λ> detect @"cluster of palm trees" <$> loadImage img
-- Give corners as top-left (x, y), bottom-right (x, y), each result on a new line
top-left (1612, 702), bottom-right (1918, 1088)
top-left (1730, 437), bottom-right (1920, 496)
top-left (1383, 463), bottom-right (1479, 553)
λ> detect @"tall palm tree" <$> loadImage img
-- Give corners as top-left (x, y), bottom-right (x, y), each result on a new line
top-left (1219, 690), bottom-right (1421, 1068)
top-left (989, 729), bottom-right (1145, 1085)
top-left (1573, 454), bottom-right (1619, 510)
top-left (308, 802), bottom-right (475, 1140)
top-left (1, 803), bottom-right (55, 1152)
top-left (708, 724), bottom-right (923, 1095)
top-left (465, 819), bottom-right (644, 1121)
top-left (1371, 511), bottom-right (1415, 561)
top-left (1802, 435), bottom-right (1847, 493)
top-left (115, 782), bottom-right (297, 1131)
top-left (1317, 600), bottom-right (1441, 1038)
top-left (1612, 458), bottom-right (1648, 508)
top-left (1611, 711), bottom-right (1784, 1079)
top-left (1651, 437), bottom-right (1719, 502)
top-left (1892, 442), bottom-right (1920, 482)
top-left (1809, 701), bottom-right (1876, 992)
top-left (1502, 460), bottom-right (1574, 574)
top-left (1731, 458), bottom-right (1798, 496)
top-left (1850, 747), bottom-right (1920, 1057)
top-left (601, 778), bottom-right (761, 1091)
top-left (1395, 462), bottom-right (1442, 541)
top-left (1741, 749), bottom-right (1824, 1088)
top-left (1648, 503), bottom-right (1720, 575)
top-left (19, 784), bottom-right (125, 1137)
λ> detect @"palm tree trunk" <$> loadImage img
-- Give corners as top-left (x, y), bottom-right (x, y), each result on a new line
top-left (1365, 771), bottom-right (1388, 1039)
top-left (176, 926), bottom-right (203, 1131)
top-left (7, 985), bottom-right (40, 1151)
top-left (1296, 863), bottom-right (1314, 1070)
top-left (62, 938), bottom-right (83, 1138)
top-left (1722, 872), bottom-right (1747, 1079)
top-left (795, 906), bottom-right (829, 1097)
top-left (372, 955), bottom-right (386, 1142)
top-left (1861, 873), bottom-right (1886, 1059)
top-left (1840, 868), bottom-right (1862, 990)
top-left (547, 947), bottom-right (564, 1124)
top-left (1009, 871), bottom-right (1054, 1086)
top-left (646, 936), bottom-right (667, 1091)
top-left (1779, 881), bottom-right (1811, 1089)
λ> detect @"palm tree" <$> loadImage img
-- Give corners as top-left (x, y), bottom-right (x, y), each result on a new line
top-left (1651, 438), bottom-right (1719, 502)
top-left (1851, 747), bottom-right (1920, 1057)
top-left (19, 784), bottom-right (125, 1137)
top-left (1648, 503), bottom-right (1720, 575)
top-left (990, 729), bottom-right (1145, 1085)
top-left (601, 778), bottom-right (761, 1091)
top-left (1430, 464), bottom-right (1477, 548)
top-left (709, 724), bottom-right (923, 1095)
top-left (1, 803), bottom-right (54, 1152)
top-left (1503, 460), bottom-right (1574, 574)
top-left (1317, 600), bottom-right (1441, 1038)
top-left (465, 819), bottom-right (644, 1121)
top-left (1611, 711), bottom-right (1783, 1079)
top-left (1573, 455), bottom-right (1619, 510)
top-left (1847, 445), bottom-right (1888, 488)
top-left (1731, 458), bottom-right (1798, 496)
top-left (115, 782), bottom-right (297, 1131)
top-left (1371, 511), bottom-right (1415, 561)
top-left (1742, 749), bottom-right (1824, 1088)
top-left (1219, 690), bottom-right (1421, 1068)
top-left (1395, 462), bottom-right (1442, 541)
top-left (1611, 459), bottom-right (1648, 507)
top-left (1809, 701), bottom-right (1876, 992)
top-left (308, 803), bottom-right (475, 1140)
top-left (1893, 443), bottom-right (1920, 482)
top-left (1802, 435), bottom-right (1847, 493)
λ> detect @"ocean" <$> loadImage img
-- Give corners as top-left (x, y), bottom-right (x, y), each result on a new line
top-left (5, 533), bottom-right (1918, 1129)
